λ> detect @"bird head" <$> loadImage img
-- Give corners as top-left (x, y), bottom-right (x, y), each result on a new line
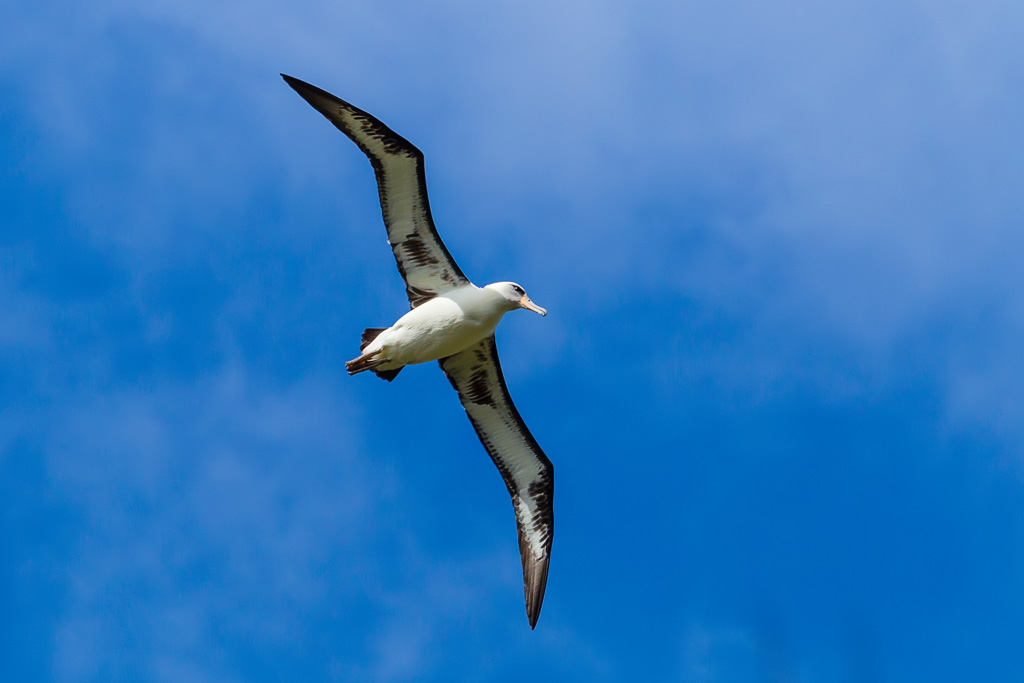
top-left (485, 282), bottom-right (548, 316)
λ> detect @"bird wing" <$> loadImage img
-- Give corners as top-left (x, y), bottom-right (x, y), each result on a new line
top-left (283, 74), bottom-right (470, 307)
top-left (438, 335), bottom-right (554, 629)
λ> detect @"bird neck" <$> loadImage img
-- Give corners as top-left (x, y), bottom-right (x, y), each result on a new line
top-left (462, 286), bottom-right (515, 323)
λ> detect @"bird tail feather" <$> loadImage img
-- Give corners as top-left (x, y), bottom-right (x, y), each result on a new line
top-left (360, 328), bottom-right (388, 351)
top-left (347, 335), bottom-right (405, 382)
top-left (346, 349), bottom-right (384, 375)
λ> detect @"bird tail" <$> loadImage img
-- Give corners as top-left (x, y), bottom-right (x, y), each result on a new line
top-left (360, 328), bottom-right (388, 351)
top-left (345, 349), bottom-right (384, 374)
top-left (371, 366), bottom-right (403, 382)
top-left (347, 329), bottom-right (404, 381)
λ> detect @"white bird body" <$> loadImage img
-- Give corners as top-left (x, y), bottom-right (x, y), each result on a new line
top-left (364, 285), bottom-right (509, 369)
top-left (363, 283), bottom-right (544, 371)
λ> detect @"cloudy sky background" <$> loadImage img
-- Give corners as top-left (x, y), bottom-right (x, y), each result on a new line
top-left (4, 0), bottom-right (1024, 680)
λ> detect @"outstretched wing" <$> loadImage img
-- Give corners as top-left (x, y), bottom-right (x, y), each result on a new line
top-left (282, 74), bottom-right (470, 307)
top-left (439, 336), bottom-right (554, 629)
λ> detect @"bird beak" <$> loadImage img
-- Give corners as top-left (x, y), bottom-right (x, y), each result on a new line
top-left (520, 295), bottom-right (548, 316)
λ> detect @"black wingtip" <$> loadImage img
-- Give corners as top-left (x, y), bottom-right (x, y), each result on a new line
top-left (522, 550), bottom-right (550, 630)
top-left (528, 600), bottom-right (541, 629)
top-left (280, 73), bottom-right (325, 100)
top-left (526, 589), bottom-right (545, 630)
top-left (281, 73), bottom-right (312, 95)
top-left (279, 74), bottom-right (362, 129)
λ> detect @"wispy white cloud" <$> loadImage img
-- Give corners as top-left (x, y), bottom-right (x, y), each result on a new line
top-left (45, 369), bottom-right (378, 680)
top-left (13, 0), bottom-right (1024, 320)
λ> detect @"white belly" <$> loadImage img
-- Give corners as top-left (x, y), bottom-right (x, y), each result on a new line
top-left (362, 288), bottom-right (505, 369)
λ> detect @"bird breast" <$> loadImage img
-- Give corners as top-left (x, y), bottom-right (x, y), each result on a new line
top-left (381, 289), bottom-right (506, 365)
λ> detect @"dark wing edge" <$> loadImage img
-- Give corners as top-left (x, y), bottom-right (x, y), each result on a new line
top-left (439, 336), bottom-right (554, 629)
top-left (281, 74), bottom-right (469, 307)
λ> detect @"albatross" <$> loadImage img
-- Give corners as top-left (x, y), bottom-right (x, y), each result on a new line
top-left (282, 75), bottom-right (554, 628)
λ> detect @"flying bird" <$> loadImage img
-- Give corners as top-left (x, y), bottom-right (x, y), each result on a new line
top-left (282, 75), bottom-right (554, 628)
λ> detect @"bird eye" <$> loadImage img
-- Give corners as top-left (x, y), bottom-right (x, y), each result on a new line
top-left (514, 285), bottom-right (524, 294)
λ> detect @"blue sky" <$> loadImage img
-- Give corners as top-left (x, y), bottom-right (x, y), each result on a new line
top-left (3, 0), bottom-right (1024, 680)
